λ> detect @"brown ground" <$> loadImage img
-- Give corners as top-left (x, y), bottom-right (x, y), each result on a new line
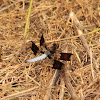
top-left (0, 0), bottom-right (100, 100)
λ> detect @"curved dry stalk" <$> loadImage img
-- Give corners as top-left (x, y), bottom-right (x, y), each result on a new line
top-left (70, 12), bottom-right (99, 72)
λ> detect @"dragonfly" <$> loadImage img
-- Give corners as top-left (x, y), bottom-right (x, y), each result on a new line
top-left (27, 34), bottom-right (72, 70)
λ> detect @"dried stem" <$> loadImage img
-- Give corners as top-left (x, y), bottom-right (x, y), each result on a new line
top-left (62, 65), bottom-right (80, 100)
top-left (1, 86), bottom-right (39, 100)
top-left (44, 69), bottom-right (61, 100)
top-left (59, 78), bottom-right (65, 100)
top-left (70, 12), bottom-right (99, 72)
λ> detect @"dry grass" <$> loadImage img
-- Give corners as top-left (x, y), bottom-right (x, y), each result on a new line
top-left (0, 0), bottom-right (100, 100)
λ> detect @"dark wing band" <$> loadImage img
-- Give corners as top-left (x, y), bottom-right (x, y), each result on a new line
top-left (31, 41), bottom-right (39, 55)
top-left (60, 53), bottom-right (73, 61)
top-left (52, 60), bottom-right (64, 70)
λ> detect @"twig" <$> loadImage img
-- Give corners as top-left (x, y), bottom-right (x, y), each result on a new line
top-left (59, 78), bottom-right (65, 100)
top-left (44, 69), bottom-right (61, 100)
top-left (62, 65), bottom-right (80, 100)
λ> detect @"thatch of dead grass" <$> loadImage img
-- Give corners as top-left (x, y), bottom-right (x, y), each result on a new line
top-left (0, 0), bottom-right (100, 100)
